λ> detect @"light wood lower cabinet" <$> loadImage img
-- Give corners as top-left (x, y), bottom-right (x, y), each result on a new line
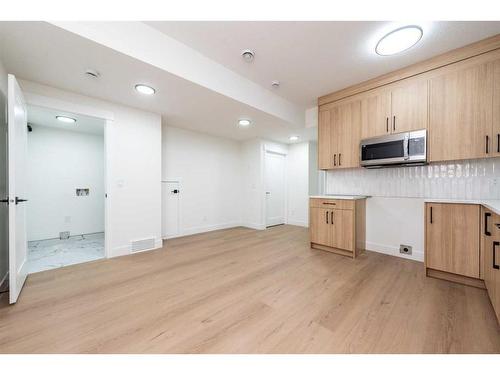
top-left (425, 202), bottom-right (500, 324)
top-left (425, 203), bottom-right (480, 279)
top-left (482, 207), bottom-right (500, 323)
top-left (309, 198), bottom-right (365, 258)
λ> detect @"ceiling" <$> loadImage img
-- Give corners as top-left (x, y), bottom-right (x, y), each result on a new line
top-left (28, 105), bottom-right (105, 135)
top-left (147, 21), bottom-right (500, 107)
top-left (0, 22), bottom-right (314, 143)
top-left (1, 21), bottom-right (499, 144)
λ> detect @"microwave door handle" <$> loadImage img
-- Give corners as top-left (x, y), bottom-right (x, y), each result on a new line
top-left (403, 135), bottom-right (409, 160)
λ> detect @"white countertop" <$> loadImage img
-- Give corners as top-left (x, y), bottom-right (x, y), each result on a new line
top-left (310, 195), bottom-right (369, 200)
top-left (424, 199), bottom-right (500, 215)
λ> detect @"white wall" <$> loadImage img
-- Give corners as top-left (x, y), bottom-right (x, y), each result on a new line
top-left (0, 58), bottom-right (8, 287)
top-left (326, 158), bottom-right (500, 261)
top-left (27, 126), bottom-right (104, 241)
top-left (286, 142), bottom-right (310, 227)
top-left (20, 80), bottom-right (162, 258)
top-left (162, 125), bottom-right (242, 236)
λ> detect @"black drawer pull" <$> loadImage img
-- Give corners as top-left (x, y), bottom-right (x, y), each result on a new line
top-left (326, 211), bottom-right (329, 224)
top-left (430, 206), bottom-right (433, 224)
top-left (485, 212), bottom-right (491, 236)
top-left (331, 211), bottom-right (334, 225)
top-left (494, 241), bottom-right (500, 270)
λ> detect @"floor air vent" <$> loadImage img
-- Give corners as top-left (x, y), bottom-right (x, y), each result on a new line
top-left (131, 238), bottom-right (155, 252)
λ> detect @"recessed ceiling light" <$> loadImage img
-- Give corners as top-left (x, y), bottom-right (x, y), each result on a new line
top-left (375, 25), bottom-right (423, 56)
top-left (238, 119), bottom-right (252, 127)
top-left (241, 49), bottom-right (255, 62)
top-left (135, 84), bottom-right (156, 95)
top-left (289, 135), bottom-right (299, 142)
top-left (56, 116), bottom-right (77, 124)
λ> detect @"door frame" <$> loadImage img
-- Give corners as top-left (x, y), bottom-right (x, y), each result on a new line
top-left (263, 148), bottom-right (288, 228)
top-left (22, 92), bottom-right (112, 259)
top-left (161, 178), bottom-right (182, 239)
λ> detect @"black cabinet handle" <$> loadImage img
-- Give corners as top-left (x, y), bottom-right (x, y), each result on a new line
top-left (493, 241), bottom-right (499, 270)
top-left (333, 154), bottom-right (336, 166)
top-left (326, 211), bottom-right (328, 224)
top-left (393, 115), bottom-right (396, 131)
top-left (497, 134), bottom-right (499, 153)
top-left (386, 117), bottom-right (389, 133)
top-left (331, 211), bottom-right (334, 225)
top-left (485, 212), bottom-right (491, 236)
top-left (430, 206), bottom-right (433, 224)
top-left (339, 153), bottom-right (342, 166)
top-left (486, 135), bottom-right (489, 154)
top-left (15, 197), bottom-right (28, 205)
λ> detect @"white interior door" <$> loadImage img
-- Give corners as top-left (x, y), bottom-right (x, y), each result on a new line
top-left (8, 74), bottom-right (28, 304)
top-left (162, 181), bottom-right (180, 238)
top-left (265, 151), bottom-right (286, 227)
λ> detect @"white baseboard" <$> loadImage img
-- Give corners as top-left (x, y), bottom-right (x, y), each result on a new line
top-left (165, 222), bottom-right (243, 239)
top-left (286, 220), bottom-right (308, 227)
top-left (242, 222), bottom-right (266, 230)
top-left (366, 241), bottom-right (424, 262)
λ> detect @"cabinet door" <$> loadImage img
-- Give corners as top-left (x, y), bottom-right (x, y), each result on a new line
top-left (310, 207), bottom-right (332, 247)
top-left (426, 203), bottom-right (480, 278)
top-left (318, 109), bottom-right (333, 170)
top-left (429, 61), bottom-right (493, 162)
top-left (490, 217), bottom-right (500, 323)
top-left (334, 99), bottom-right (361, 169)
top-left (493, 59), bottom-right (500, 157)
top-left (361, 89), bottom-right (391, 139)
top-left (332, 209), bottom-right (354, 251)
top-left (390, 79), bottom-right (428, 133)
top-left (483, 210), bottom-right (495, 301)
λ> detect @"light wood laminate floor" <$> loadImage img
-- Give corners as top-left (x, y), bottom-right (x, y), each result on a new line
top-left (0, 225), bottom-right (499, 353)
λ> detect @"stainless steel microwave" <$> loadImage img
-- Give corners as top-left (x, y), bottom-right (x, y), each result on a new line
top-left (360, 129), bottom-right (427, 168)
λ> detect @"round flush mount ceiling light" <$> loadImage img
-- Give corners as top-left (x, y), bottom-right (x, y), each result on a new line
top-left (238, 119), bottom-right (252, 127)
top-left (375, 25), bottom-right (423, 56)
top-left (241, 49), bottom-right (255, 62)
top-left (135, 84), bottom-right (156, 95)
top-left (289, 135), bottom-right (300, 142)
top-left (56, 115), bottom-right (77, 123)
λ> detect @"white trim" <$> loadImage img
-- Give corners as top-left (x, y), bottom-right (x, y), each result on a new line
top-left (23, 90), bottom-right (111, 261)
top-left (264, 148), bottom-right (287, 228)
top-left (23, 92), bottom-right (114, 121)
top-left (167, 222), bottom-right (242, 239)
top-left (243, 223), bottom-right (266, 231)
top-left (365, 241), bottom-right (424, 262)
top-left (286, 220), bottom-right (308, 228)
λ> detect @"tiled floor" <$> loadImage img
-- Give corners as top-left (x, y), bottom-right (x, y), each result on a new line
top-left (26, 233), bottom-right (105, 274)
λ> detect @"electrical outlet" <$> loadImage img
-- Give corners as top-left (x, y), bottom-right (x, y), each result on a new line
top-left (399, 244), bottom-right (412, 255)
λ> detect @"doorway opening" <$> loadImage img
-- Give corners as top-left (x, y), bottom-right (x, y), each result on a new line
top-left (264, 150), bottom-right (286, 228)
top-left (25, 105), bottom-right (106, 273)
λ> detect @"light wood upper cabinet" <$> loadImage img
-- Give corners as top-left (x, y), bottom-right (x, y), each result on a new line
top-left (318, 109), bottom-right (333, 170)
top-left (425, 203), bottom-right (480, 278)
top-left (360, 89), bottom-right (391, 139)
top-left (333, 99), bottom-right (361, 169)
top-left (493, 59), bottom-right (500, 156)
top-left (429, 59), bottom-right (493, 162)
top-left (390, 79), bottom-right (428, 133)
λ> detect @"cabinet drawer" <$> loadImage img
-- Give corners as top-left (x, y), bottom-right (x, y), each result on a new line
top-left (310, 198), bottom-right (354, 210)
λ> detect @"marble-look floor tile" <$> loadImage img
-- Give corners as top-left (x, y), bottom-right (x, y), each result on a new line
top-left (27, 233), bottom-right (105, 274)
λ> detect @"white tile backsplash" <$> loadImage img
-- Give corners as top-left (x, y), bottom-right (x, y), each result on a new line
top-left (326, 158), bottom-right (500, 200)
